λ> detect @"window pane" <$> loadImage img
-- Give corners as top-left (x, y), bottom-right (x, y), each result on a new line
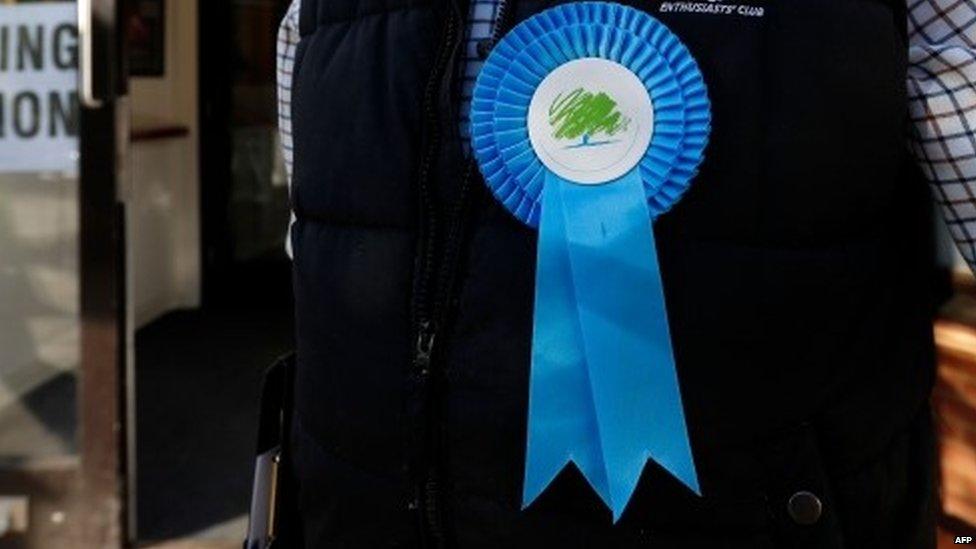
top-left (0, 0), bottom-right (80, 460)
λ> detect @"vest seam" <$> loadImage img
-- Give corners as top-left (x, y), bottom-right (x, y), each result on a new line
top-left (293, 212), bottom-right (413, 233)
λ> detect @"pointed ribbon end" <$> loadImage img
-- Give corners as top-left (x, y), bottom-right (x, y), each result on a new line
top-left (610, 502), bottom-right (627, 524)
top-left (604, 459), bottom-right (645, 526)
top-left (521, 473), bottom-right (552, 511)
top-left (654, 453), bottom-right (701, 497)
top-left (522, 454), bottom-right (572, 511)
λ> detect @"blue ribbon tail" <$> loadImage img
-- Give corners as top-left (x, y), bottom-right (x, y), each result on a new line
top-left (524, 178), bottom-right (611, 511)
top-left (558, 169), bottom-right (700, 521)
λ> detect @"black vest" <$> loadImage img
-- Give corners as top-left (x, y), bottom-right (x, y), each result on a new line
top-left (288, 1), bottom-right (935, 546)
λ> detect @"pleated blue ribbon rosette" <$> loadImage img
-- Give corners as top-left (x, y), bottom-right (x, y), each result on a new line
top-left (470, 2), bottom-right (711, 521)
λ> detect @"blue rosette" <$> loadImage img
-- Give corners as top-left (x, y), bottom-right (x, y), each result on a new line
top-left (471, 2), bottom-right (710, 521)
top-left (471, 2), bottom-right (710, 227)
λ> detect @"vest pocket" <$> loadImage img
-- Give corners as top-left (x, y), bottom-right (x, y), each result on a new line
top-left (612, 424), bottom-right (845, 547)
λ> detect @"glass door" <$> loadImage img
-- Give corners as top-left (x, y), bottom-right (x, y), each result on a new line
top-left (0, 0), bottom-right (126, 546)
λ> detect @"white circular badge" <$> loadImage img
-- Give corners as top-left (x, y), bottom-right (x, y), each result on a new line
top-left (527, 58), bottom-right (654, 185)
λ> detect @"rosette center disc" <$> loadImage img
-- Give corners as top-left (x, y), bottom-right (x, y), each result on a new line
top-left (527, 58), bottom-right (654, 185)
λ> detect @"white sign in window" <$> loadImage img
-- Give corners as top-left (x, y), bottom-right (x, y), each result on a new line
top-left (0, 3), bottom-right (79, 174)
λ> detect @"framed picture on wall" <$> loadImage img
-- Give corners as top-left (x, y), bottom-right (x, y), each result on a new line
top-left (126, 0), bottom-right (165, 77)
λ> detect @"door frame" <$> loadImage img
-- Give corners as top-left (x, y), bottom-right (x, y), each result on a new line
top-left (77, 0), bottom-right (129, 543)
top-left (0, 0), bottom-right (128, 545)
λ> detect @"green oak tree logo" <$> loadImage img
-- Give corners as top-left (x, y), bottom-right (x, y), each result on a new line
top-left (548, 87), bottom-right (631, 148)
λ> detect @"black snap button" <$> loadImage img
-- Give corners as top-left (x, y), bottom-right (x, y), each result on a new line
top-left (787, 491), bottom-right (823, 525)
top-left (476, 38), bottom-right (494, 60)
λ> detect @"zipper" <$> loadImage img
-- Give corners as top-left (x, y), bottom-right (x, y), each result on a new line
top-left (422, 467), bottom-right (444, 547)
top-left (412, 34), bottom-right (452, 342)
top-left (492, 0), bottom-right (512, 44)
top-left (414, 320), bottom-right (435, 376)
top-left (413, 1), bottom-right (517, 546)
top-left (414, 0), bottom-right (514, 370)
top-left (428, 0), bottom-right (515, 323)
top-left (412, 2), bottom-right (463, 547)
top-left (411, 0), bottom-right (462, 368)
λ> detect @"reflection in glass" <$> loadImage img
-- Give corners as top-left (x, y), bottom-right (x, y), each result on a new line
top-left (0, 0), bottom-right (80, 460)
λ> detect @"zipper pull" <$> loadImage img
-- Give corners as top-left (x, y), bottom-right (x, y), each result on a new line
top-left (414, 321), bottom-right (436, 376)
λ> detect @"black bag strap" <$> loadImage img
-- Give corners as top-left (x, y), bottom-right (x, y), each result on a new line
top-left (256, 352), bottom-right (296, 455)
top-left (245, 352), bottom-right (299, 549)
